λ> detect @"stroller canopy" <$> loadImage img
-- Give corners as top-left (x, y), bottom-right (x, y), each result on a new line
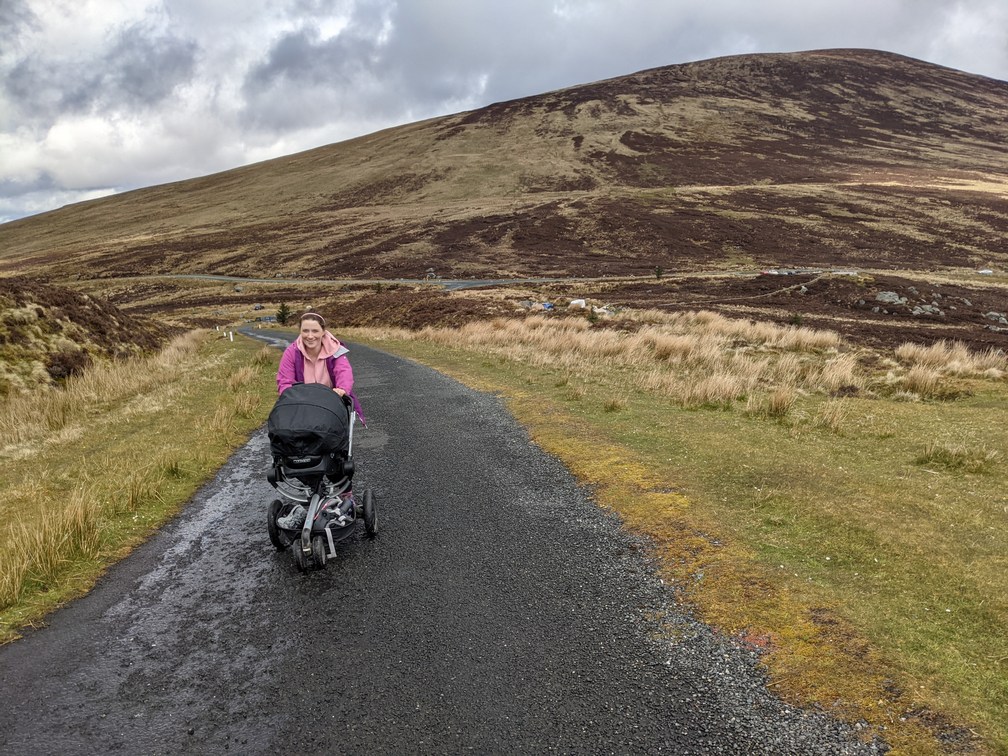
top-left (268, 383), bottom-right (350, 459)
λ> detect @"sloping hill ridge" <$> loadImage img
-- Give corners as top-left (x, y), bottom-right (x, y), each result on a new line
top-left (1, 48), bottom-right (1006, 280)
top-left (0, 277), bottom-right (169, 395)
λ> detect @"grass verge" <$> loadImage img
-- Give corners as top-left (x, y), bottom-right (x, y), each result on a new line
top-left (0, 331), bottom-right (277, 641)
top-left (343, 318), bottom-right (1007, 756)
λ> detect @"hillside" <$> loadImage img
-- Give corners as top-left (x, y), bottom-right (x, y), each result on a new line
top-left (1, 49), bottom-right (1005, 282)
top-left (0, 49), bottom-right (1006, 353)
top-left (0, 278), bottom-right (169, 395)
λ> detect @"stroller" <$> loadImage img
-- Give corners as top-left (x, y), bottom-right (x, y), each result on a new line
top-left (266, 382), bottom-right (376, 571)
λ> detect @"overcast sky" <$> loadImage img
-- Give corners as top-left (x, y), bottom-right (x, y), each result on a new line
top-left (2, 0), bottom-right (1006, 224)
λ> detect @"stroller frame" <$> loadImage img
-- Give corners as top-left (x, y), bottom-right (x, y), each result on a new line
top-left (267, 397), bottom-right (376, 571)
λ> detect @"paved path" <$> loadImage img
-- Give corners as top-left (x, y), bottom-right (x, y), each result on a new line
top-left (0, 342), bottom-right (882, 754)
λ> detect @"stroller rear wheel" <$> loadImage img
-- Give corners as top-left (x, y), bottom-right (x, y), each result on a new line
top-left (363, 489), bottom-right (378, 539)
top-left (267, 499), bottom-right (293, 551)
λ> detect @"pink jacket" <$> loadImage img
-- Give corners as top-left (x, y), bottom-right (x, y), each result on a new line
top-left (276, 333), bottom-right (365, 423)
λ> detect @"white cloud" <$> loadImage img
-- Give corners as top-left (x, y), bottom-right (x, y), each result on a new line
top-left (927, 1), bottom-right (1008, 77)
top-left (0, 187), bottom-right (117, 225)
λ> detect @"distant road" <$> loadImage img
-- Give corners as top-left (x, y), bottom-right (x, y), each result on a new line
top-left (158, 272), bottom-right (611, 290)
top-left (140, 270), bottom-right (800, 291)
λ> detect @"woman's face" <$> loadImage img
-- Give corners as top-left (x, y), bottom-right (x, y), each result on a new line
top-left (300, 319), bottom-right (324, 350)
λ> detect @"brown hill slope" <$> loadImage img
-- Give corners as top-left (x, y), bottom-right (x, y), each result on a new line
top-left (0, 278), bottom-right (169, 395)
top-left (1, 49), bottom-right (1006, 282)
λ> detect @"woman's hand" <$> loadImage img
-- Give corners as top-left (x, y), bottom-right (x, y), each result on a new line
top-left (333, 388), bottom-right (347, 397)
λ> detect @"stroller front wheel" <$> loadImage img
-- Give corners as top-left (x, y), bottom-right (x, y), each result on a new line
top-left (311, 535), bottom-right (329, 569)
top-left (292, 542), bottom-right (311, 573)
top-left (363, 489), bottom-right (378, 539)
top-left (267, 499), bottom-right (293, 551)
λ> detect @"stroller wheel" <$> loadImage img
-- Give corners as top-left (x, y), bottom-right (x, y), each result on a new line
top-left (363, 489), bottom-right (378, 539)
top-left (292, 541), bottom-right (311, 573)
top-left (311, 535), bottom-right (328, 569)
top-left (267, 499), bottom-right (292, 551)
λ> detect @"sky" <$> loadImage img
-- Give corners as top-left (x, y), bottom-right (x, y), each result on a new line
top-left (2, 0), bottom-right (1006, 224)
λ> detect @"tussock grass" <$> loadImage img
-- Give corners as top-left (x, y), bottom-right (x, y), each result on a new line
top-left (0, 331), bottom-right (277, 633)
top-left (747, 386), bottom-right (799, 419)
top-left (680, 373), bottom-right (750, 408)
top-left (603, 397), bottom-right (627, 413)
top-left (251, 346), bottom-right (274, 367)
top-left (896, 340), bottom-right (1006, 378)
top-left (901, 365), bottom-right (948, 399)
top-left (812, 399), bottom-right (850, 433)
top-left (364, 309), bottom-right (995, 420)
top-left (915, 442), bottom-right (999, 474)
top-left (0, 486), bottom-right (103, 608)
top-left (228, 365), bottom-right (257, 391)
top-left (234, 392), bottom-right (262, 418)
top-left (204, 404), bottom-right (238, 434)
top-left (817, 353), bottom-right (863, 394)
top-left (369, 310), bottom-right (851, 414)
top-left (564, 386), bottom-right (586, 401)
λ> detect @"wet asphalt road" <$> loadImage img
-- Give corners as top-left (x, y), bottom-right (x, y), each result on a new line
top-left (0, 342), bottom-right (884, 754)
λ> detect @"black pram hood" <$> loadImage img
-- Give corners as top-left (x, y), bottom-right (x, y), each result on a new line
top-left (268, 383), bottom-right (350, 459)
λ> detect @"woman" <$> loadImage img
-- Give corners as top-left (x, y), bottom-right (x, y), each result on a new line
top-left (275, 312), bottom-right (364, 531)
top-left (276, 311), bottom-right (365, 424)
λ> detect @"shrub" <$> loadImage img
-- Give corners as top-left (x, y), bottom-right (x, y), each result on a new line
top-left (45, 347), bottom-right (92, 383)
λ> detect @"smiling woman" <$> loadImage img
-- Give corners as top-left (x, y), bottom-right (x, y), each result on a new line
top-left (275, 311), bottom-right (366, 423)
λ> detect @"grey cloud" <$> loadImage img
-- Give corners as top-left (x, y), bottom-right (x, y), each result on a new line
top-left (241, 0), bottom-right (536, 131)
top-left (4, 22), bottom-right (198, 123)
top-left (238, 0), bottom-right (1008, 140)
top-left (241, 3), bottom-right (410, 129)
top-left (101, 23), bottom-right (200, 107)
top-left (0, 173), bottom-right (59, 199)
top-left (0, 0), bottom-right (37, 48)
top-left (287, 0), bottom-right (357, 18)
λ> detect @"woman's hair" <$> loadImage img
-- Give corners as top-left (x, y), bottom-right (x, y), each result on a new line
top-left (300, 312), bottom-right (326, 328)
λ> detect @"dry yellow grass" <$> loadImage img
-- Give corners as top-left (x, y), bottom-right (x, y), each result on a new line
top-left (0, 330), bottom-right (203, 449)
top-left (0, 332), bottom-right (276, 626)
top-left (915, 442), bottom-right (1000, 473)
top-left (373, 310), bottom-right (852, 412)
top-left (812, 398), bottom-right (851, 433)
top-left (901, 364), bottom-right (945, 398)
top-left (896, 340), bottom-right (1006, 378)
top-left (227, 365), bottom-right (257, 391)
